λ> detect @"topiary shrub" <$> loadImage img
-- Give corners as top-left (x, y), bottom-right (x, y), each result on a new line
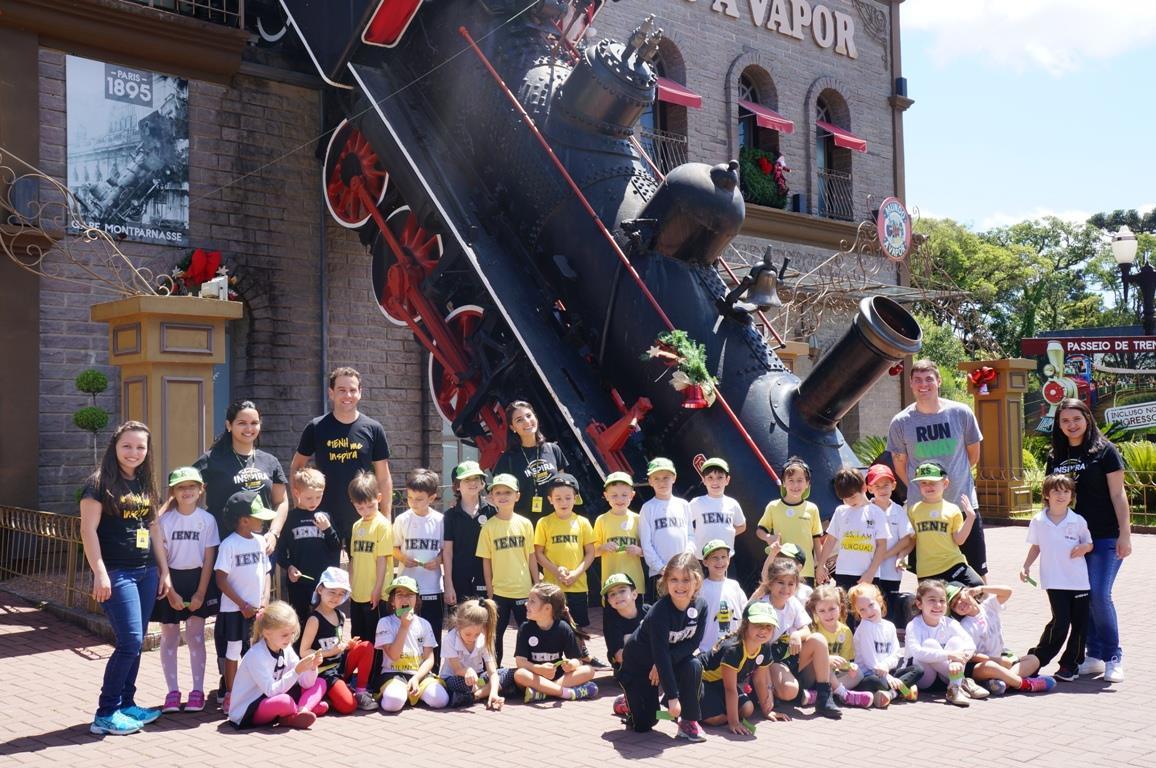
top-left (75, 369), bottom-right (109, 395)
top-left (73, 368), bottom-right (111, 465)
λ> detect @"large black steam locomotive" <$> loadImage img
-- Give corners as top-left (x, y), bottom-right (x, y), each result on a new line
top-left (278, 0), bottom-right (921, 582)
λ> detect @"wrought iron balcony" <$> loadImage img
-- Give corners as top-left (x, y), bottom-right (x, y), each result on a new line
top-left (816, 167), bottom-right (854, 222)
top-left (123, 0), bottom-right (243, 28)
top-left (636, 126), bottom-right (689, 177)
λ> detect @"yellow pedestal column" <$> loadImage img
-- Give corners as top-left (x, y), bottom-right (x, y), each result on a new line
top-left (91, 296), bottom-right (243, 473)
top-left (958, 358), bottom-right (1037, 518)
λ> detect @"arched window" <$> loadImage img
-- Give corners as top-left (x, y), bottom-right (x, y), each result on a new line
top-left (814, 90), bottom-right (856, 221)
top-left (636, 40), bottom-right (695, 175)
top-left (737, 71), bottom-right (781, 156)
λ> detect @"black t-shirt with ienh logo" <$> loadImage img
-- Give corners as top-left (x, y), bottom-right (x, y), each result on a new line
top-left (194, 445), bottom-right (287, 539)
top-left (83, 476), bottom-right (155, 570)
top-left (296, 413), bottom-right (391, 541)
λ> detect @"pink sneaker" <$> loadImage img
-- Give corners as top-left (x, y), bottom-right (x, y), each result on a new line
top-left (612, 694), bottom-right (630, 717)
top-left (185, 690), bottom-right (206, 712)
top-left (162, 691), bottom-right (182, 714)
top-left (312, 700), bottom-right (330, 716)
top-left (281, 710), bottom-right (317, 729)
top-left (675, 719), bottom-right (706, 742)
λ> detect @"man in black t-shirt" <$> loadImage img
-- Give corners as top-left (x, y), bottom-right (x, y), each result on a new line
top-left (291, 367), bottom-right (393, 543)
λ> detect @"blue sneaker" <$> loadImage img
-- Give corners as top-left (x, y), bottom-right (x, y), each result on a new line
top-left (119, 705), bottom-right (161, 724)
top-left (90, 711), bottom-right (143, 736)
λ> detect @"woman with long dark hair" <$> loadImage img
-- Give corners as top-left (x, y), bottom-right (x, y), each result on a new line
top-left (1046, 398), bottom-right (1132, 683)
top-left (492, 400), bottom-right (570, 518)
top-left (80, 421), bottom-right (172, 735)
top-left (192, 400), bottom-right (288, 548)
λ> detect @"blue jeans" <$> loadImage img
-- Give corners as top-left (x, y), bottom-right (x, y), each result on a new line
top-left (97, 566), bottom-right (159, 716)
top-left (1085, 538), bottom-right (1124, 662)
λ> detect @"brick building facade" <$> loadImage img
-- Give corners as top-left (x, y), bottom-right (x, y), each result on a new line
top-left (1, 0), bottom-right (909, 513)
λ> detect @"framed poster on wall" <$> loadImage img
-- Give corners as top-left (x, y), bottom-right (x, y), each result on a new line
top-left (66, 55), bottom-right (189, 246)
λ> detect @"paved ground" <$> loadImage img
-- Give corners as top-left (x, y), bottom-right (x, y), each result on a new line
top-left (2, 525), bottom-right (1154, 768)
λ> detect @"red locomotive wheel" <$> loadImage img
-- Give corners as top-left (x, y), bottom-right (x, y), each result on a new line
top-left (428, 305), bottom-right (484, 425)
top-left (371, 205), bottom-right (443, 326)
top-left (1042, 379), bottom-right (1067, 405)
top-left (323, 119), bottom-right (389, 228)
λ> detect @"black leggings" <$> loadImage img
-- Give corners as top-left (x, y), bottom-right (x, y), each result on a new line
top-left (619, 654), bottom-right (703, 732)
top-left (493, 595), bottom-right (528, 666)
top-left (922, 562), bottom-right (984, 588)
top-left (1029, 589), bottom-right (1090, 669)
top-left (854, 662), bottom-right (923, 693)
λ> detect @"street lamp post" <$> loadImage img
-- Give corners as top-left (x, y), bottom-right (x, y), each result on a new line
top-left (1112, 226), bottom-right (1156, 335)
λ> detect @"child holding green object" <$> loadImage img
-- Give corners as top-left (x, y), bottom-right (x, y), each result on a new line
top-left (373, 576), bottom-right (446, 711)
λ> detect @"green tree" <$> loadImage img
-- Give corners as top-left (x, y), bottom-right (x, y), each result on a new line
top-left (1088, 208), bottom-right (1156, 235)
top-left (911, 216), bottom-right (1114, 358)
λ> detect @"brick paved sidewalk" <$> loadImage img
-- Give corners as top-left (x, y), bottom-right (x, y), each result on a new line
top-left (2, 525), bottom-right (1155, 768)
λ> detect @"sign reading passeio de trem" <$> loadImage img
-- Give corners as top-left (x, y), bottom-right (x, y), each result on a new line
top-left (1103, 401), bottom-right (1156, 430)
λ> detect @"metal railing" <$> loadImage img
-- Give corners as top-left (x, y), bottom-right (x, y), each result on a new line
top-left (124, 0), bottom-right (244, 28)
top-left (816, 167), bottom-right (854, 222)
top-left (636, 127), bottom-right (689, 176)
top-left (0, 506), bottom-right (94, 612)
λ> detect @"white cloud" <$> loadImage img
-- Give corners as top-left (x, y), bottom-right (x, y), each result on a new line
top-left (903, 0), bottom-right (1156, 76)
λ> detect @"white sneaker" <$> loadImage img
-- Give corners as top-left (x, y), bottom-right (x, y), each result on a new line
top-left (1077, 656), bottom-right (1105, 677)
top-left (1104, 657), bottom-right (1125, 683)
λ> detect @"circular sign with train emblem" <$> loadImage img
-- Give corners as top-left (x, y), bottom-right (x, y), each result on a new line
top-left (877, 197), bottom-right (912, 260)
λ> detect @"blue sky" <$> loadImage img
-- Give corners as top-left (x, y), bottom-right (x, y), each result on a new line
top-left (901, 0), bottom-right (1156, 231)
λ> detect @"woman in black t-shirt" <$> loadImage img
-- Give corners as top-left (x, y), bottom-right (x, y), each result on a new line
top-left (1046, 398), bottom-right (1132, 683)
top-left (492, 401), bottom-right (570, 518)
top-left (193, 400), bottom-right (288, 548)
top-left (80, 420), bottom-right (172, 735)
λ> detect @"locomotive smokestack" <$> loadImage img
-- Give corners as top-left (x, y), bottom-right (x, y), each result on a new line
top-left (794, 296), bottom-right (922, 430)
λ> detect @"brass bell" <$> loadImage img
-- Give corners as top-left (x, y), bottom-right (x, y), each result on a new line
top-left (743, 249), bottom-right (787, 311)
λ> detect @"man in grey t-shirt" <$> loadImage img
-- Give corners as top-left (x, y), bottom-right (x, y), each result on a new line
top-left (887, 359), bottom-right (987, 576)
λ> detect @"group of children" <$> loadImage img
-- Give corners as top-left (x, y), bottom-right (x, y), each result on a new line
top-left (140, 450), bottom-right (1094, 737)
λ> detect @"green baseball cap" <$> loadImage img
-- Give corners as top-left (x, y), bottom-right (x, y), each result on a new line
top-left (745, 602), bottom-right (779, 626)
top-left (489, 473), bottom-right (520, 491)
top-left (600, 572), bottom-right (637, 596)
top-left (700, 457), bottom-right (730, 475)
top-left (946, 582), bottom-right (965, 608)
top-left (454, 460), bottom-right (486, 481)
top-left (701, 539), bottom-right (730, 559)
top-left (168, 466), bottom-right (204, 487)
top-left (646, 457), bottom-right (677, 476)
top-left (603, 471), bottom-right (635, 488)
top-left (385, 575), bottom-right (420, 596)
top-left (777, 542), bottom-right (806, 566)
top-left (912, 462), bottom-right (947, 483)
top-left (225, 490), bottom-right (276, 521)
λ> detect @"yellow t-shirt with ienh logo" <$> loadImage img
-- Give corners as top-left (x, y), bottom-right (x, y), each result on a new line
top-left (908, 500), bottom-right (965, 577)
top-left (350, 513), bottom-right (393, 603)
top-left (476, 513), bottom-right (535, 599)
top-left (534, 512), bottom-right (595, 594)
top-left (593, 510), bottom-right (645, 593)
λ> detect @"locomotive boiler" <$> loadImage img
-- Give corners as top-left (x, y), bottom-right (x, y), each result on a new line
top-left (278, 0), bottom-right (921, 584)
